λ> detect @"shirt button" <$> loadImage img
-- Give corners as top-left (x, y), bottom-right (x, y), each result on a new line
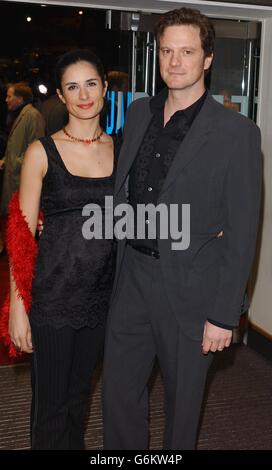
top-left (155, 153), bottom-right (160, 158)
top-left (148, 186), bottom-right (153, 192)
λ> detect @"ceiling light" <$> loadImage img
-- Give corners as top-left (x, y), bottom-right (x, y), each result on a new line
top-left (38, 84), bottom-right (48, 95)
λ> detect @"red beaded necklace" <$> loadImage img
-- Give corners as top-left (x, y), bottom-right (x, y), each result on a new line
top-left (62, 127), bottom-right (103, 144)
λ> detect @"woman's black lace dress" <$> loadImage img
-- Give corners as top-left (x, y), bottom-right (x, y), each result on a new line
top-left (29, 136), bottom-right (118, 329)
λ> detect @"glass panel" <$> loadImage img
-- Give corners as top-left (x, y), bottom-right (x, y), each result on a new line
top-left (0, 4), bottom-right (261, 136)
top-left (105, 30), bottom-right (156, 135)
top-left (104, 12), bottom-right (157, 135)
top-left (103, 28), bottom-right (133, 135)
top-left (124, 15), bottom-right (261, 122)
top-left (208, 20), bottom-right (261, 120)
top-left (124, 15), bottom-right (261, 123)
top-left (134, 31), bottom-right (156, 96)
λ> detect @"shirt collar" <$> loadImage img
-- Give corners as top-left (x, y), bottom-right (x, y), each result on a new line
top-left (150, 87), bottom-right (168, 113)
top-left (150, 87), bottom-right (208, 126)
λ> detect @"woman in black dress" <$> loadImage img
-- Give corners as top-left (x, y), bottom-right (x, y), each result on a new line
top-left (8, 50), bottom-right (117, 449)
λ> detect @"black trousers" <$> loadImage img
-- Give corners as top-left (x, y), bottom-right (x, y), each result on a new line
top-left (103, 245), bottom-right (213, 450)
top-left (30, 322), bottom-right (104, 449)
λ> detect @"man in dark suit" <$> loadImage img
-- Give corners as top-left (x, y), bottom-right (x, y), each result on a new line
top-left (103, 7), bottom-right (262, 450)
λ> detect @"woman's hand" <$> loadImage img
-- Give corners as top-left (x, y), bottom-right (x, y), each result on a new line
top-left (9, 300), bottom-right (33, 354)
top-left (37, 218), bottom-right (44, 236)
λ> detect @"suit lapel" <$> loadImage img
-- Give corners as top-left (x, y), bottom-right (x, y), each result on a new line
top-left (115, 93), bottom-right (218, 196)
top-left (115, 101), bottom-right (152, 195)
top-left (159, 93), bottom-right (216, 195)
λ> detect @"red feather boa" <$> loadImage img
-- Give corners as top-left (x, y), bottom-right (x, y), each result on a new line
top-left (0, 192), bottom-right (40, 357)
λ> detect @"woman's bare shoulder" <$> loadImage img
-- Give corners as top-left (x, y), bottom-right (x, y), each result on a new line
top-left (23, 139), bottom-right (48, 175)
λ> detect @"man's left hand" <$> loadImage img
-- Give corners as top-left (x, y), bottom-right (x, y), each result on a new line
top-left (202, 320), bottom-right (232, 354)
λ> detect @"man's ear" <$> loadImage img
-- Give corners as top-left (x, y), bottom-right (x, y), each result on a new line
top-left (16, 96), bottom-right (24, 106)
top-left (56, 88), bottom-right (66, 104)
top-left (204, 53), bottom-right (213, 71)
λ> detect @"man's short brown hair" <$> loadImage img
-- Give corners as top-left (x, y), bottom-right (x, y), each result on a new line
top-left (154, 7), bottom-right (215, 57)
top-left (8, 82), bottom-right (33, 103)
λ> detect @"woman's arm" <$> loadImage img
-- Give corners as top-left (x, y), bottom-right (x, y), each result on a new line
top-left (9, 140), bottom-right (47, 353)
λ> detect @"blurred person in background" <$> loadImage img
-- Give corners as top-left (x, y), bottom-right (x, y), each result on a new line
top-left (41, 92), bottom-right (68, 135)
top-left (0, 82), bottom-right (45, 251)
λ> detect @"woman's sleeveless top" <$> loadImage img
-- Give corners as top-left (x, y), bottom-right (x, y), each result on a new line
top-left (29, 135), bottom-right (118, 329)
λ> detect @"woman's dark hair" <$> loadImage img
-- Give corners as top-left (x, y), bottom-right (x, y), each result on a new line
top-left (55, 49), bottom-right (105, 91)
top-left (154, 7), bottom-right (215, 57)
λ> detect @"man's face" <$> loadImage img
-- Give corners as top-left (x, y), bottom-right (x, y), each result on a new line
top-left (6, 87), bottom-right (23, 112)
top-left (159, 24), bottom-right (213, 93)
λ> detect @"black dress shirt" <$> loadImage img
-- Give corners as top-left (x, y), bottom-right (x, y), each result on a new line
top-left (129, 87), bottom-right (207, 251)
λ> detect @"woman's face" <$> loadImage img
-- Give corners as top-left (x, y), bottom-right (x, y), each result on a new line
top-left (57, 60), bottom-right (107, 121)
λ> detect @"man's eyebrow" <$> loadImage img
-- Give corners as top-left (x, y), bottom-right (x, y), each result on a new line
top-left (160, 46), bottom-right (197, 50)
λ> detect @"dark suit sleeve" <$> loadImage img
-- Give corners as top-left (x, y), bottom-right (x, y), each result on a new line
top-left (211, 123), bottom-right (262, 326)
top-left (207, 318), bottom-right (234, 330)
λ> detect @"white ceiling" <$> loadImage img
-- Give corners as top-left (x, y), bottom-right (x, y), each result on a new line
top-left (4, 0), bottom-right (272, 19)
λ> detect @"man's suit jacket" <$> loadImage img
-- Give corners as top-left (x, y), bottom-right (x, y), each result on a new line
top-left (112, 91), bottom-right (262, 340)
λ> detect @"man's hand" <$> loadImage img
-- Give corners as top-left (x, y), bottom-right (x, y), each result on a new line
top-left (0, 159), bottom-right (5, 170)
top-left (202, 320), bottom-right (232, 354)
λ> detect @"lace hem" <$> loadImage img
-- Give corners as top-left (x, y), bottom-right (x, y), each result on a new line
top-left (29, 313), bottom-right (105, 330)
top-left (29, 294), bottom-right (111, 330)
